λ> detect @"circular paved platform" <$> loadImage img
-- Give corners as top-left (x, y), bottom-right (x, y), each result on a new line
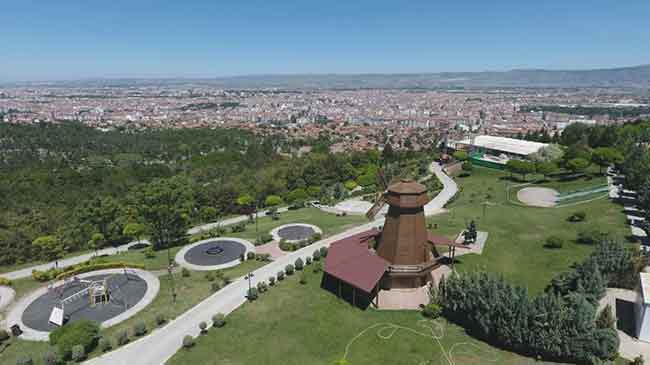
top-left (175, 237), bottom-right (255, 271)
top-left (517, 187), bottom-right (558, 207)
top-left (5, 269), bottom-right (159, 341)
top-left (270, 223), bottom-right (322, 243)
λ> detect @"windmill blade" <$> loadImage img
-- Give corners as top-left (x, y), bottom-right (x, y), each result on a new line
top-left (366, 197), bottom-right (386, 220)
top-left (377, 169), bottom-right (388, 191)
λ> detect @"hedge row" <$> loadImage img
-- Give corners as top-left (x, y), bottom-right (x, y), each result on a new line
top-left (32, 262), bottom-right (145, 282)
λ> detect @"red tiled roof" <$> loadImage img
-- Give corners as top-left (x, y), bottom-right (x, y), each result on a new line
top-left (324, 229), bottom-right (388, 293)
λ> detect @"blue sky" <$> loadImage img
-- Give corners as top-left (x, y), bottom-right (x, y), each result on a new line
top-left (1, 0), bottom-right (649, 81)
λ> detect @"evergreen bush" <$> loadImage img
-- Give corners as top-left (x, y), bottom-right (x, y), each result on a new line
top-left (49, 320), bottom-right (99, 359)
top-left (295, 258), bottom-right (304, 270)
top-left (212, 313), bottom-right (226, 328)
top-left (116, 330), bottom-right (129, 346)
top-left (285, 264), bottom-right (295, 275)
top-left (199, 321), bottom-right (208, 334)
top-left (71, 344), bottom-right (85, 362)
top-left (155, 313), bottom-right (167, 326)
top-left (277, 271), bottom-right (285, 281)
top-left (133, 321), bottom-right (147, 337)
top-left (182, 335), bottom-right (194, 349)
top-left (247, 287), bottom-right (258, 300)
top-left (98, 337), bottom-right (112, 352)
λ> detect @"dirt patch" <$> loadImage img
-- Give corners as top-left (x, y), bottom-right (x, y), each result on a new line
top-left (517, 187), bottom-right (558, 207)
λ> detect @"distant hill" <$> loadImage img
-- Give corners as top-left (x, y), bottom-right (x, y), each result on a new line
top-left (7, 65), bottom-right (650, 89)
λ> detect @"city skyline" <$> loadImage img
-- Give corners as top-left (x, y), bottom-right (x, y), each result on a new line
top-left (1, 0), bottom-right (650, 82)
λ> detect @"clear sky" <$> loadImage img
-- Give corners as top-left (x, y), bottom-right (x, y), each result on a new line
top-left (1, 0), bottom-right (649, 81)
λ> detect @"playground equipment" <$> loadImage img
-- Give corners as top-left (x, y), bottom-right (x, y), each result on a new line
top-left (48, 267), bottom-right (135, 327)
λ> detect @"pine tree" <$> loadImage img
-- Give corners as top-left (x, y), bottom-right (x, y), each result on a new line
top-left (595, 304), bottom-right (616, 329)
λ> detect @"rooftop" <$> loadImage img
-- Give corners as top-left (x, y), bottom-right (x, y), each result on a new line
top-left (457, 135), bottom-right (548, 156)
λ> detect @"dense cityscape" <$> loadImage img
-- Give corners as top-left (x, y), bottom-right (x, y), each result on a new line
top-left (2, 83), bottom-right (650, 153)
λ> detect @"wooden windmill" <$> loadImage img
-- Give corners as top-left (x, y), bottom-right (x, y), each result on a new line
top-left (367, 175), bottom-right (439, 288)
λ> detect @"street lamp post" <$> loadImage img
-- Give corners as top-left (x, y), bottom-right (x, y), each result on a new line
top-left (245, 273), bottom-right (255, 297)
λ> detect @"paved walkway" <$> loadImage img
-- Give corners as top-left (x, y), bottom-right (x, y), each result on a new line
top-left (84, 163), bottom-right (459, 365)
top-left (423, 162), bottom-right (458, 215)
top-left (187, 207), bottom-right (289, 235)
top-left (254, 242), bottom-right (287, 260)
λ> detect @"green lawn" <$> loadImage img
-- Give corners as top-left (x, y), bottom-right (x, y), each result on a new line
top-left (168, 267), bottom-right (570, 365)
top-left (225, 207), bottom-right (368, 242)
top-left (427, 167), bottom-right (630, 294)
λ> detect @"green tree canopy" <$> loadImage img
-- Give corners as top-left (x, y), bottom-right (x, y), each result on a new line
top-left (32, 235), bottom-right (65, 261)
top-left (130, 176), bottom-right (194, 251)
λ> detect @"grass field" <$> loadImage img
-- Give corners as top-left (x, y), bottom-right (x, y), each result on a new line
top-left (427, 167), bottom-right (630, 294)
top-left (168, 267), bottom-right (576, 365)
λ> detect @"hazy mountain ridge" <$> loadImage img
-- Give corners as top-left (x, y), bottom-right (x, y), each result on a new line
top-left (5, 65), bottom-right (650, 89)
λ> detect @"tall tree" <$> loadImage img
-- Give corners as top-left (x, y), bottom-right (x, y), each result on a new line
top-left (130, 176), bottom-right (194, 256)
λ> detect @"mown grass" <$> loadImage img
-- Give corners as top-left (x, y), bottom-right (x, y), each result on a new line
top-left (168, 267), bottom-right (573, 365)
top-left (427, 167), bottom-right (629, 295)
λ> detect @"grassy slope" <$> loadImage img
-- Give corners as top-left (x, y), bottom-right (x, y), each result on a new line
top-left (168, 268), bottom-right (571, 365)
top-left (427, 167), bottom-right (629, 295)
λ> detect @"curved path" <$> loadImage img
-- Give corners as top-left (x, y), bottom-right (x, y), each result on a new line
top-left (84, 162), bottom-right (458, 365)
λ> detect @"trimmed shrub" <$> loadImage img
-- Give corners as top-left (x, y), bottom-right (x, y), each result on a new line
top-left (116, 330), bottom-right (129, 346)
top-left (0, 329), bottom-right (9, 343)
top-left (306, 257), bottom-right (312, 265)
top-left (313, 250), bottom-right (321, 261)
top-left (319, 247), bottom-right (328, 257)
top-left (269, 276), bottom-right (276, 286)
top-left (49, 320), bottom-right (99, 359)
top-left (182, 335), bottom-right (194, 349)
top-left (230, 222), bottom-right (246, 233)
top-left (212, 313), bottom-right (226, 328)
top-left (16, 355), bottom-right (33, 365)
top-left (155, 313), bottom-right (167, 326)
top-left (54, 262), bottom-right (145, 281)
top-left (285, 264), bottom-right (295, 275)
top-left (544, 236), bottom-right (564, 249)
top-left (295, 258), bottom-right (304, 271)
top-left (247, 287), bottom-right (258, 301)
top-left (42, 350), bottom-right (59, 365)
top-left (312, 262), bottom-right (322, 273)
top-left (98, 337), bottom-right (112, 352)
top-left (0, 277), bottom-right (12, 286)
top-left (222, 275), bottom-right (232, 285)
top-left (299, 272), bottom-right (307, 285)
top-left (144, 246), bottom-right (156, 259)
top-left (133, 321), bottom-right (147, 337)
top-left (246, 251), bottom-right (255, 260)
top-left (211, 281), bottom-right (222, 292)
top-left (277, 271), bottom-right (285, 281)
top-left (199, 321), bottom-right (208, 334)
top-left (421, 303), bottom-right (442, 318)
top-left (577, 229), bottom-right (603, 245)
top-left (257, 233), bottom-right (273, 244)
top-left (569, 211), bottom-right (587, 222)
top-left (181, 267), bottom-right (191, 277)
top-left (71, 344), bottom-right (86, 362)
